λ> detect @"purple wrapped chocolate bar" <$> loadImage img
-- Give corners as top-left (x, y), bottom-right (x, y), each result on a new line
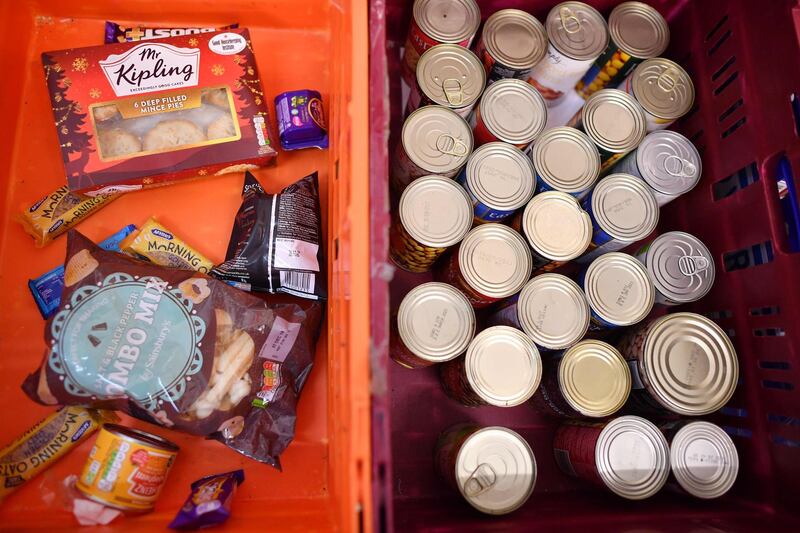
top-left (168, 470), bottom-right (245, 530)
top-left (275, 90), bottom-right (330, 150)
top-left (104, 21), bottom-right (238, 43)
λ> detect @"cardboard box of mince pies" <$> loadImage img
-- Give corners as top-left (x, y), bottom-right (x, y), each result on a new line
top-left (42, 28), bottom-right (277, 195)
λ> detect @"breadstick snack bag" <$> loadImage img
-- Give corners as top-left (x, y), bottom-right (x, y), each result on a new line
top-left (119, 217), bottom-right (214, 272)
top-left (22, 230), bottom-right (323, 468)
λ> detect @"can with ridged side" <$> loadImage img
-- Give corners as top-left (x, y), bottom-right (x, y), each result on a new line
top-left (635, 232), bottom-right (715, 305)
top-left (470, 79), bottom-right (548, 147)
top-left (474, 9), bottom-right (548, 84)
top-left (619, 57), bottom-right (695, 131)
top-left (408, 44), bottom-right (486, 118)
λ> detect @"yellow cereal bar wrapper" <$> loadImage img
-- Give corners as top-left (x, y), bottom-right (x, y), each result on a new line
top-left (17, 186), bottom-right (118, 247)
top-left (120, 217), bottom-right (214, 273)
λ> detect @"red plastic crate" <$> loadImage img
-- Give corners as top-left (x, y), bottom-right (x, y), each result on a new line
top-left (370, 0), bottom-right (800, 530)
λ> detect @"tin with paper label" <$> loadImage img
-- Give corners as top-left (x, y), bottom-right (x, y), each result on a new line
top-left (531, 127), bottom-right (600, 199)
top-left (408, 44), bottom-right (486, 118)
top-left (470, 79), bottom-right (547, 147)
top-left (474, 9), bottom-right (547, 84)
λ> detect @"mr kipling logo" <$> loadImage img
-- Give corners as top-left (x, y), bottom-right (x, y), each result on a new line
top-left (100, 42), bottom-right (200, 97)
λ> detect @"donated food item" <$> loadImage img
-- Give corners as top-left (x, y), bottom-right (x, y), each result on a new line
top-left (407, 44), bottom-right (485, 118)
top-left (105, 22), bottom-right (239, 43)
top-left (473, 9), bottom-right (548, 84)
top-left (275, 90), bottom-right (329, 150)
top-left (22, 231), bottom-right (324, 468)
top-left (212, 172), bottom-right (326, 300)
top-left (42, 29), bottom-right (276, 195)
top-left (169, 470), bottom-right (245, 529)
top-left (120, 217), bottom-right (214, 273)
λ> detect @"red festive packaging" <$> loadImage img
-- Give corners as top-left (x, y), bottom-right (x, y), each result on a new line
top-left (41, 29), bottom-right (277, 195)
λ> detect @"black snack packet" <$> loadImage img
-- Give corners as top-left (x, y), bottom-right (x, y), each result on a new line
top-left (212, 172), bottom-right (326, 301)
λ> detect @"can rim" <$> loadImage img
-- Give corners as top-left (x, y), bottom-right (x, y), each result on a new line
top-left (399, 175), bottom-right (474, 247)
top-left (670, 421), bottom-right (739, 499)
top-left (640, 231), bottom-right (715, 303)
top-left (532, 127), bottom-right (600, 193)
top-left (103, 424), bottom-right (180, 452)
top-left (634, 130), bottom-right (702, 196)
top-left (558, 340), bottom-right (631, 417)
top-left (590, 173), bottom-right (660, 242)
top-left (479, 79), bottom-right (547, 145)
top-left (545, 1), bottom-right (609, 60)
top-left (413, 0), bottom-right (482, 44)
top-left (482, 9), bottom-right (548, 69)
top-left (630, 58), bottom-right (695, 120)
top-left (402, 106), bottom-right (473, 174)
top-left (521, 191), bottom-right (592, 261)
top-left (581, 89), bottom-right (647, 153)
top-left (465, 142), bottom-right (536, 211)
top-left (608, 1), bottom-right (670, 58)
top-left (584, 252), bottom-right (655, 326)
top-left (416, 44), bottom-right (486, 109)
top-left (458, 224), bottom-right (533, 298)
top-left (516, 274), bottom-right (590, 350)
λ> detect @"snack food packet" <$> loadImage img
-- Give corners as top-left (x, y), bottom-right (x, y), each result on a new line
top-left (168, 470), bottom-right (245, 530)
top-left (105, 21), bottom-right (239, 43)
top-left (22, 230), bottom-right (323, 468)
top-left (120, 217), bottom-right (214, 273)
top-left (212, 172), bottom-right (326, 300)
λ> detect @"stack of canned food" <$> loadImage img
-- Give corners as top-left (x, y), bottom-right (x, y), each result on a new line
top-left (391, 0), bottom-right (738, 517)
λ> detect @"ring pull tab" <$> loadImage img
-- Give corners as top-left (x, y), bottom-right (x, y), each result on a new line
top-left (463, 463), bottom-right (497, 497)
top-left (442, 78), bottom-right (464, 106)
top-left (656, 68), bottom-right (678, 94)
top-left (664, 154), bottom-right (697, 179)
top-left (436, 134), bottom-right (469, 157)
top-left (559, 7), bottom-right (582, 34)
top-left (678, 254), bottom-right (710, 277)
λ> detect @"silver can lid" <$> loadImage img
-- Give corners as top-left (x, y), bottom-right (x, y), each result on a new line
top-left (559, 340), bottom-right (631, 417)
top-left (413, 0), bottom-right (482, 44)
top-left (456, 426), bottom-right (537, 515)
top-left (482, 9), bottom-right (548, 69)
top-left (466, 326), bottom-right (542, 407)
top-left (634, 130), bottom-right (702, 197)
top-left (581, 89), bottom-right (647, 154)
top-left (608, 2), bottom-right (670, 59)
top-left (532, 127), bottom-right (601, 194)
top-left (479, 79), bottom-right (548, 145)
top-left (465, 142), bottom-right (536, 211)
top-left (641, 231), bottom-right (715, 303)
top-left (521, 191), bottom-right (592, 261)
top-left (400, 175), bottom-right (473, 248)
top-left (397, 282), bottom-right (476, 363)
top-left (641, 312), bottom-right (739, 416)
top-left (459, 224), bottom-right (533, 299)
top-left (670, 421), bottom-right (739, 499)
top-left (584, 252), bottom-right (655, 326)
top-left (417, 44), bottom-right (486, 110)
top-left (596, 415), bottom-right (670, 500)
top-left (630, 58), bottom-right (695, 120)
top-left (590, 173), bottom-right (660, 242)
top-left (545, 1), bottom-right (609, 61)
top-left (402, 106), bottom-right (473, 175)
top-left (517, 274), bottom-right (590, 350)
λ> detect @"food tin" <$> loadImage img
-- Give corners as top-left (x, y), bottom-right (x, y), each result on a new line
top-left (408, 44), bottom-right (486, 118)
top-left (576, 2), bottom-right (670, 98)
top-left (531, 127), bottom-right (601, 198)
top-left (527, 2), bottom-right (609, 104)
top-left (456, 142), bottom-right (536, 223)
top-left (474, 9), bottom-right (548, 84)
top-left (401, 0), bottom-right (482, 86)
top-left (391, 282), bottom-right (476, 369)
top-left (554, 416), bottom-right (670, 500)
top-left (617, 312), bottom-right (739, 416)
top-left (610, 130), bottom-right (702, 206)
top-left (435, 425), bottom-right (536, 515)
top-left (440, 326), bottom-right (542, 407)
top-left (438, 223), bottom-right (532, 308)
top-left (389, 175), bottom-right (473, 272)
top-left (619, 57), bottom-right (695, 131)
top-left (470, 78), bottom-right (548, 147)
top-left (76, 424), bottom-right (179, 513)
top-left (635, 231), bottom-right (715, 305)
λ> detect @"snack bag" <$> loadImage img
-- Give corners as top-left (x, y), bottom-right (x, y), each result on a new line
top-left (169, 470), bottom-right (244, 530)
top-left (22, 231), bottom-right (323, 468)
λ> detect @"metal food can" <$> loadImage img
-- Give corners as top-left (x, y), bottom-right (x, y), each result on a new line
top-left (408, 44), bottom-right (486, 118)
top-left (391, 282), bottom-right (476, 368)
top-left (527, 2), bottom-right (609, 105)
top-left (531, 127), bottom-right (600, 199)
top-left (389, 175), bottom-right (473, 272)
top-left (438, 223), bottom-right (532, 308)
top-left (579, 252), bottom-right (655, 330)
top-left (610, 130), bottom-right (702, 206)
top-left (76, 424), bottom-right (179, 513)
top-left (440, 326), bottom-right (542, 407)
top-left (401, 0), bottom-right (482, 86)
top-left (435, 424), bottom-right (536, 514)
top-left (391, 106), bottom-right (473, 192)
top-left (635, 231), bottom-right (715, 305)
top-left (554, 416), bottom-right (670, 500)
top-left (575, 1), bottom-right (670, 98)
top-left (489, 274), bottom-right (590, 351)
top-left (617, 312), bottom-right (739, 416)
top-left (577, 173), bottom-right (660, 263)
top-left (619, 58), bottom-right (695, 131)
top-left (470, 78), bottom-right (547, 147)
top-left (568, 89), bottom-right (648, 171)
top-left (456, 142), bottom-right (536, 223)
top-left (474, 9), bottom-right (548, 84)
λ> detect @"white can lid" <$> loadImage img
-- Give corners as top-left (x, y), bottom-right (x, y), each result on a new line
top-left (670, 421), bottom-right (739, 499)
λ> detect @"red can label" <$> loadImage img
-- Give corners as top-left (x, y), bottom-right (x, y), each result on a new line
top-left (440, 356), bottom-right (486, 406)
top-left (470, 105), bottom-right (498, 147)
top-left (402, 17), bottom-right (472, 86)
top-left (437, 249), bottom-right (500, 309)
top-left (390, 320), bottom-right (435, 369)
top-left (474, 37), bottom-right (534, 84)
top-left (553, 422), bottom-right (606, 487)
top-left (435, 424), bottom-right (481, 491)
top-left (529, 356), bottom-right (581, 417)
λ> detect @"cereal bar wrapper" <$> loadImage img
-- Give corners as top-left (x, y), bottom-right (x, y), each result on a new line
top-left (22, 231), bottom-right (323, 468)
top-left (120, 217), bottom-right (214, 273)
top-left (168, 470), bottom-right (244, 530)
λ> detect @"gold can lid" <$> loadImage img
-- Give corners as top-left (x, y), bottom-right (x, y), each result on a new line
top-left (545, 1), bottom-right (609, 60)
top-left (596, 416), bottom-right (670, 499)
top-left (532, 127), bottom-right (600, 193)
top-left (413, 0), bottom-right (482, 44)
top-left (397, 282), bottom-right (476, 363)
top-left (634, 130), bottom-right (702, 196)
top-left (466, 326), bottom-right (542, 407)
top-left (670, 421), bottom-right (739, 499)
top-left (642, 312), bottom-right (739, 416)
top-left (559, 340), bottom-right (631, 417)
top-left (456, 426), bottom-right (537, 515)
top-left (479, 79), bottom-right (548, 145)
top-left (641, 231), bottom-right (715, 303)
top-left (482, 9), bottom-right (548, 69)
top-left (608, 2), bottom-right (670, 59)
top-left (402, 106), bottom-right (473, 174)
top-left (417, 44), bottom-right (486, 109)
top-left (581, 89), bottom-right (647, 154)
top-left (459, 224), bottom-right (533, 299)
top-left (521, 191), bottom-right (592, 261)
top-left (590, 173), bottom-right (660, 242)
top-left (630, 58), bottom-right (695, 120)
top-left (584, 252), bottom-right (655, 326)
top-left (400, 175), bottom-right (473, 248)
top-left (465, 142), bottom-right (536, 211)
top-left (516, 274), bottom-right (590, 350)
